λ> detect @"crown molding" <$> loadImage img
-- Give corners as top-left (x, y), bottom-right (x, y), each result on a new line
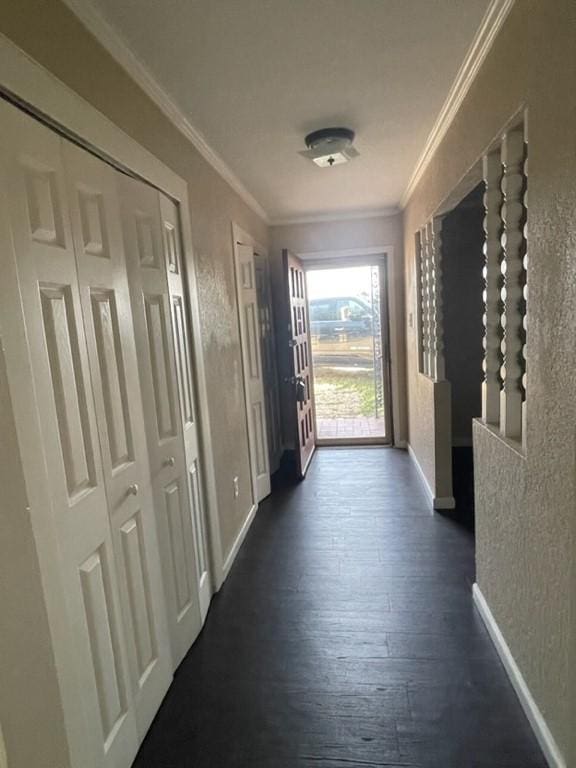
top-left (399, 0), bottom-right (515, 209)
top-left (62, 0), bottom-right (270, 223)
top-left (270, 206), bottom-right (399, 227)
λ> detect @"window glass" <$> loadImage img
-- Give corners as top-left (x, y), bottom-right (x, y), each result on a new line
top-left (310, 300), bottom-right (336, 322)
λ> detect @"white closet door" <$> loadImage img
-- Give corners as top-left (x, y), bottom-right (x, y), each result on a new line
top-left (160, 193), bottom-right (212, 620)
top-left (63, 142), bottom-right (173, 737)
top-left (119, 174), bottom-right (203, 667)
top-left (0, 101), bottom-right (139, 768)
top-left (235, 243), bottom-right (271, 501)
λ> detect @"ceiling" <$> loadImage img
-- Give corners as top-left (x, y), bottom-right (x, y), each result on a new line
top-left (72, 0), bottom-right (493, 222)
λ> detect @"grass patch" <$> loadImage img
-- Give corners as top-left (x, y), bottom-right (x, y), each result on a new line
top-left (313, 366), bottom-right (377, 419)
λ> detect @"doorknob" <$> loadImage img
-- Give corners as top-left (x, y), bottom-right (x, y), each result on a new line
top-left (163, 456), bottom-right (176, 467)
top-left (295, 376), bottom-right (307, 402)
top-left (127, 483), bottom-right (139, 496)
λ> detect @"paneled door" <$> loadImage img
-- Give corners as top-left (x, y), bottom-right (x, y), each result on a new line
top-left (234, 243), bottom-right (271, 501)
top-left (0, 100), bottom-right (139, 768)
top-left (160, 193), bottom-right (212, 621)
top-left (63, 142), bottom-right (172, 738)
top-left (283, 249), bottom-right (316, 478)
top-left (254, 252), bottom-right (283, 474)
top-left (119, 174), bottom-right (204, 667)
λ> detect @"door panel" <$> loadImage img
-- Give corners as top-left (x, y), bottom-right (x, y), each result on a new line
top-left (144, 294), bottom-right (178, 439)
top-left (254, 254), bottom-right (283, 473)
top-left (160, 194), bottom-right (212, 619)
top-left (283, 249), bottom-right (316, 478)
top-left (120, 175), bottom-right (204, 667)
top-left (90, 289), bottom-right (133, 469)
top-left (234, 243), bottom-right (271, 501)
top-left (63, 140), bottom-right (173, 738)
top-left (0, 99), bottom-right (138, 768)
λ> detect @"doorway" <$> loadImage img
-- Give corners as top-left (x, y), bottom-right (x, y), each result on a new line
top-left (306, 261), bottom-right (392, 445)
top-left (441, 182), bottom-right (485, 529)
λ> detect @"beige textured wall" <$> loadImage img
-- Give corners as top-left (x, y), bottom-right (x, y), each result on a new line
top-left (270, 215), bottom-right (407, 446)
top-left (0, 0), bottom-right (269, 559)
top-left (0, 342), bottom-right (70, 768)
top-left (403, 0), bottom-right (576, 760)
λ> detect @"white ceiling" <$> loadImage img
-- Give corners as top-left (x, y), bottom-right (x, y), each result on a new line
top-left (76, 0), bottom-right (492, 222)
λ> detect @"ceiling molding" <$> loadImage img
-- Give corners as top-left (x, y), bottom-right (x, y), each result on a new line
top-left (270, 207), bottom-right (399, 227)
top-left (62, 0), bottom-right (270, 223)
top-left (399, 0), bottom-right (515, 209)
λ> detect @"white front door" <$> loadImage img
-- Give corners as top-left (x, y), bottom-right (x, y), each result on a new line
top-left (120, 175), bottom-right (206, 667)
top-left (0, 99), bottom-right (139, 768)
top-left (63, 141), bottom-right (173, 737)
top-left (234, 243), bottom-right (271, 502)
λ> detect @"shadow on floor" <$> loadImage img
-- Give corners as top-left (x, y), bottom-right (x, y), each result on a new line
top-left (133, 447), bottom-right (545, 768)
top-left (438, 447), bottom-right (475, 536)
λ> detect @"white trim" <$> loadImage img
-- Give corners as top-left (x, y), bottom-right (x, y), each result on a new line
top-left (222, 503), bottom-right (258, 578)
top-left (400, 0), bottom-right (516, 208)
top-left (61, 0), bottom-right (269, 223)
top-left (298, 245), bottom-right (390, 262)
top-left (472, 584), bottom-right (566, 768)
top-left (232, 221), bottom-right (267, 260)
top-left (271, 207), bottom-right (399, 226)
top-left (407, 443), bottom-right (455, 510)
top-left (408, 443), bottom-right (434, 507)
top-left (395, 439), bottom-right (408, 449)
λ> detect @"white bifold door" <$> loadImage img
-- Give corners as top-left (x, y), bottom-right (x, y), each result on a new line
top-left (234, 243), bottom-right (271, 502)
top-left (0, 96), bottom-right (212, 768)
top-left (120, 175), bottom-right (211, 666)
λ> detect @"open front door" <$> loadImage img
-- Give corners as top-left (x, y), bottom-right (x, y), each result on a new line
top-left (283, 249), bottom-right (316, 478)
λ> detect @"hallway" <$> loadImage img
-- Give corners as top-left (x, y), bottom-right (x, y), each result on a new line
top-left (134, 448), bottom-right (544, 767)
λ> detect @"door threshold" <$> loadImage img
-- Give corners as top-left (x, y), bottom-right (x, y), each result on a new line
top-left (316, 438), bottom-right (392, 447)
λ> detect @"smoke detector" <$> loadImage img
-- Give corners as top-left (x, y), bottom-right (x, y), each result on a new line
top-left (300, 127), bottom-right (359, 167)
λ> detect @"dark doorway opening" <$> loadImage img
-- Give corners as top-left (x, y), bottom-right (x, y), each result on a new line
top-left (441, 182), bottom-right (485, 532)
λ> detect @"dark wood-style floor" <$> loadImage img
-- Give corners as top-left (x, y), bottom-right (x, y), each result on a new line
top-left (134, 448), bottom-right (545, 768)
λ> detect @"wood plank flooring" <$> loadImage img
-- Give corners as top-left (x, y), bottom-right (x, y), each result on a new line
top-left (133, 447), bottom-right (546, 768)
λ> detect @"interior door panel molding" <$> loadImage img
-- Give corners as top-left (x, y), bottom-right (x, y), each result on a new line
top-left (0, 37), bottom-right (225, 768)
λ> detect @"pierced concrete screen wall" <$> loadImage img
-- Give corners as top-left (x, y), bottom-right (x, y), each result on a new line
top-left (482, 120), bottom-right (528, 448)
top-left (416, 219), bottom-right (445, 381)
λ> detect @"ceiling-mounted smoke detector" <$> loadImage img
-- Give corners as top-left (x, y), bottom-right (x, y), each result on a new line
top-left (300, 127), bottom-right (359, 167)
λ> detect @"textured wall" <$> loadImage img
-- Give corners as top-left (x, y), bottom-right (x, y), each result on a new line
top-left (0, 0), bottom-right (269, 560)
top-left (403, 0), bottom-right (576, 760)
top-left (270, 214), bottom-right (407, 447)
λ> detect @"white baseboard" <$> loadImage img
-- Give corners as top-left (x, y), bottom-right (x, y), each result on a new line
top-left (407, 443), bottom-right (455, 510)
top-left (472, 584), bottom-right (566, 768)
top-left (221, 502), bottom-right (257, 579)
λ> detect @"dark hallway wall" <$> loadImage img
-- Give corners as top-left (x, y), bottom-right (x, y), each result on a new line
top-left (441, 184), bottom-right (485, 446)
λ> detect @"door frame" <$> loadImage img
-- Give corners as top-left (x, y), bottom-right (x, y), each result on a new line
top-left (300, 247), bottom-right (395, 447)
top-left (231, 222), bottom-right (272, 506)
top-left (0, 35), bottom-right (225, 747)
